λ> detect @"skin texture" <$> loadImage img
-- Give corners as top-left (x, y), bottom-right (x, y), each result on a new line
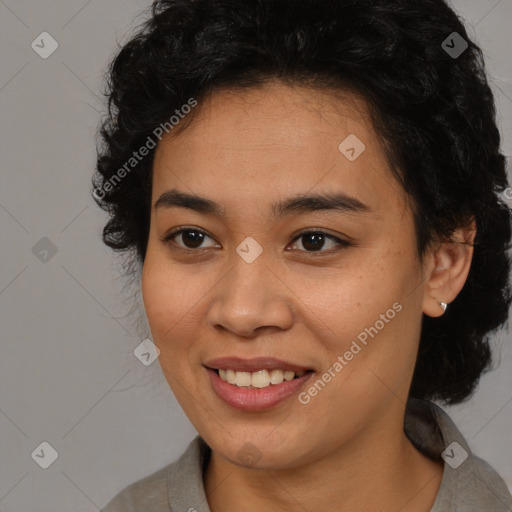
top-left (142, 81), bottom-right (475, 511)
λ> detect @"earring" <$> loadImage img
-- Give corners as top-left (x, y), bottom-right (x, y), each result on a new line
top-left (439, 301), bottom-right (448, 312)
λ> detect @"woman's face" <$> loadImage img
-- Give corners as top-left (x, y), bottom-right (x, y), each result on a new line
top-left (142, 82), bottom-right (430, 468)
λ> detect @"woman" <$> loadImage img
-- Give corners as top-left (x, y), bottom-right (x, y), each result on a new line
top-left (94, 0), bottom-right (512, 510)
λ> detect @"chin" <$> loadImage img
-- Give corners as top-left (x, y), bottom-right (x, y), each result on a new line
top-left (212, 428), bottom-right (310, 469)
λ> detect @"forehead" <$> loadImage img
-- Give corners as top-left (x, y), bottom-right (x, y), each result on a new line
top-left (151, 81), bottom-right (406, 218)
top-left (161, 82), bottom-right (376, 152)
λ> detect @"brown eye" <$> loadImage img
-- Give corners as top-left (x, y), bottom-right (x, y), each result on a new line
top-left (178, 229), bottom-right (206, 249)
top-left (289, 231), bottom-right (350, 253)
top-left (163, 228), bottom-right (218, 250)
top-left (299, 232), bottom-right (328, 251)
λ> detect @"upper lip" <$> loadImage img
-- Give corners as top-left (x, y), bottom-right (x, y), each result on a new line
top-left (204, 357), bottom-right (313, 373)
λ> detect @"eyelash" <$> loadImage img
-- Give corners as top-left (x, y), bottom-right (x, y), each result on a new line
top-left (161, 227), bottom-right (351, 255)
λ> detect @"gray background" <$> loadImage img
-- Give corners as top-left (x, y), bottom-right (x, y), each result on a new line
top-left (0, 1), bottom-right (511, 510)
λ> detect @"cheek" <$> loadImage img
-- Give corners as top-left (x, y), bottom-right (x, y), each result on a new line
top-left (314, 254), bottom-right (408, 334)
top-left (141, 252), bottom-right (187, 345)
top-left (313, 246), bottom-right (421, 377)
top-left (142, 261), bottom-right (170, 333)
top-left (141, 250), bottom-right (215, 352)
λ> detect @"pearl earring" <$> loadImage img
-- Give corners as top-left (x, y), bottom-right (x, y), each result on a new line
top-left (439, 301), bottom-right (448, 312)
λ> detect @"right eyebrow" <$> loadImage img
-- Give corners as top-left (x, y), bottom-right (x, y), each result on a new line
top-left (154, 189), bottom-right (226, 216)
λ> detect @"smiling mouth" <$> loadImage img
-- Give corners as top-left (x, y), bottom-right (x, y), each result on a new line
top-left (212, 368), bottom-right (314, 389)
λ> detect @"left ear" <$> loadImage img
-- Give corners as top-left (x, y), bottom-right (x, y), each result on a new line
top-left (422, 219), bottom-right (476, 318)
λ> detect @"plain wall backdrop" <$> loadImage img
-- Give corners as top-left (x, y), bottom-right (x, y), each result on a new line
top-left (0, 0), bottom-right (511, 510)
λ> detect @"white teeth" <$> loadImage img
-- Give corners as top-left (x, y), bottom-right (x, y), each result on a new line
top-left (217, 368), bottom-right (307, 388)
top-left (251, 370), bottom-right (270, 388)
top-left (269, 369), bottom-right (284, 385)
top-left (235, 371), bottom-right (252, 387)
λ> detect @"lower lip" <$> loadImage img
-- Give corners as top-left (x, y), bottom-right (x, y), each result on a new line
top-left (206, 368), bottom-right (314, 411)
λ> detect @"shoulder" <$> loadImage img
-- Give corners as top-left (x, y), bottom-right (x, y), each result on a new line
top-left (101, 464), bottom-right (170, 512)
top-left (434, 449), bottom-right (512, 511)
top-left (462, 454), bottom-right (512, 511)
top-left (101, 435), bottom-right (210, 512)
top-left (408, 398), bottom-right (512, 512)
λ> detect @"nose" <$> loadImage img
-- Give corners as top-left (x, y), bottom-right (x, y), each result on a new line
top-left (206, 255), bottom-right (294, 339)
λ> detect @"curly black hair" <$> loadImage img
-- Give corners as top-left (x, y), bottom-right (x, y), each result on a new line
top-left (93, 0), bottom-right (511, 405)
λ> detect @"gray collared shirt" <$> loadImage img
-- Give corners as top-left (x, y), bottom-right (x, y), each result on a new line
top-left (101, 399), bottom-right (512, 511)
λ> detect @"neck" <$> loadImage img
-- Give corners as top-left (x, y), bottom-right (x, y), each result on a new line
top-left (204, 414), bottom-right (443, 512)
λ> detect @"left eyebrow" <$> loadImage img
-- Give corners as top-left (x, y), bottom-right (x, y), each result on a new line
top-left (154, 188), bottom-right (373, 220)
top-left (271, 191), bottom-right (372, 219)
